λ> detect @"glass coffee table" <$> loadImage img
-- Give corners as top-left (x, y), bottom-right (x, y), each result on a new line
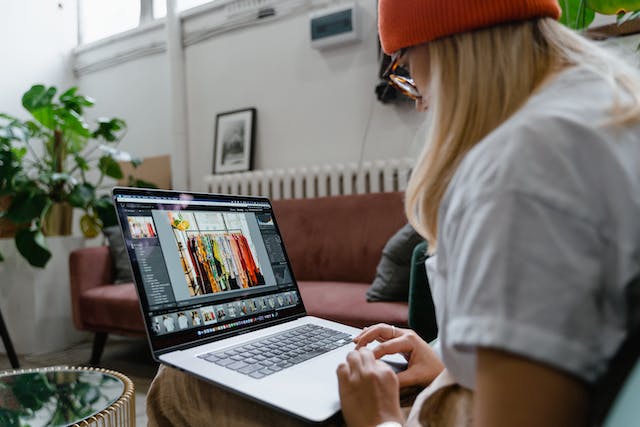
top-left (0, 366), bottom-right (135, 426)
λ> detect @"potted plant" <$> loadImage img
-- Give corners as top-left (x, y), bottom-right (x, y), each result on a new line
top-left (560, 0), bottom-right (640, 29)
top-left (0, 85), bottom-right (140, 267)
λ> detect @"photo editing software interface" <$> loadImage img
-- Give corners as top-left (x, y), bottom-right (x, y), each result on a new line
top-left (115, 193), bottom-right (303, 347)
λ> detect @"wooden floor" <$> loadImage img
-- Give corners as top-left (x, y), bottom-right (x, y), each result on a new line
top-left (0, 336), bottom-right (158, 426)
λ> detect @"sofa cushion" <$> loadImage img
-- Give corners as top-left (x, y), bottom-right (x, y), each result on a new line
top-left (103, 225), bottom-right (134, 284)
top-left (79, 283), bottom-right (145, 335)
top-left (298, 281), bottom-right (408, 329)
top-left (272, 192), bottom-right (406, 284)
top-left (367, 223), bottom-right (425, 302)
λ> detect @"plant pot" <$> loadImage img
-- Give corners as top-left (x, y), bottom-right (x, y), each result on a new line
top-left (0, 236), bottom-right (88, 354)
top-left (0, 196), bottom-right (20, 238)
top-left (42, 202), bottom-right (73, 236)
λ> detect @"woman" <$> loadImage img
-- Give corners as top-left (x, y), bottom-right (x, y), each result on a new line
top-left (337, 1), bottom-right (640, 426)
top-left (147, 1), bottom-right (640, 426)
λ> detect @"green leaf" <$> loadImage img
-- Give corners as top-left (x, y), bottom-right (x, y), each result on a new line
top-left (12, 373), bottom-right (54, 409)
top-left (60, 87), bottom-right (95, 115)
top-left (0, 113), bottom-right (18, 121)
top-left (13, 147), bottom-right (27, 159)
top-left (559, 0), bottom-right (596, 29)
top-left (10, 175), bottom-right (39, 194)
top-left (67, 183), bottom-right (95, 208)
top-left (30, 106), bottom-right (56, 130)
top-left (24, 120), bottom-right (44, 138)
top-left (15, 228), bottom-right (51, 268)
top-left (58, 108), bottom-right (91, 140)
top-left (74, 154), bottom-right (89, 171)
top-left (6, 192), bottom-right (50, 223)
top-left (0, 408), bottom-right (22, 427)
top-left (98, 156), bottom-right (124, 179)
top-left (22, 85), bottom-right (56, 112)
top-left (59, 87), bottom-right (77, 98)
top-left (0, 116), bottom-right (27, 142)
top-left (0, 149), bottom-right (24, 189)
top-left (50, 410), bottom-right (67, 426)
top-left (94, 196), bottom-right (118, 228)
top-left (92, 118), bottom-right (126, 142)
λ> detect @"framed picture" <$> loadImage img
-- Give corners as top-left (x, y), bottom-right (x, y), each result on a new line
top-left (213, 108), bottom-right (256, 174)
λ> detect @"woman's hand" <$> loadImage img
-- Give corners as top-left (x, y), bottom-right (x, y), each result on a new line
top-left (337, 348), bottom-right (405, 427)
top-left (353, 323), bottom-right (444, 387)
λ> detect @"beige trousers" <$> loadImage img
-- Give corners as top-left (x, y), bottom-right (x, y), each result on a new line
top-left (146, 365), bottom-right (472, 427)
top-left (146, 365), bottom-right (345, 426)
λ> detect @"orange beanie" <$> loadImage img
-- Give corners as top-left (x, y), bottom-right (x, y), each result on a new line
top-left (378, 0), bottom-right (562, 54)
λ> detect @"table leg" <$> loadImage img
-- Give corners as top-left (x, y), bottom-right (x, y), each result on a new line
top-left (0, 306), bottom-right (19, 369)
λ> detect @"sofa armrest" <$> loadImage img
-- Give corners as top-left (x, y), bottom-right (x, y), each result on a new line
top-left (69, 246), bottom-right (114, 330)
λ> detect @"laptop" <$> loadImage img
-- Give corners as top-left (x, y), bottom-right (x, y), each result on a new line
top-left (112, 187), bottom-right (405, 423)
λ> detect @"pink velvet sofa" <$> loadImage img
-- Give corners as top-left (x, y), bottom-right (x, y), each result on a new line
top-left (69, 192), bottom-right (409, 364)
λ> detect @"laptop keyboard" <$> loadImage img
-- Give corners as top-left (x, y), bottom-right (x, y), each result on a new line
top-left (197, 324), bottom-right (352, 379)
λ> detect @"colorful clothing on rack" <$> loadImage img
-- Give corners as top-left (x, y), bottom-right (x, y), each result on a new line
top-left (177, 231), bottom-right (265, 296)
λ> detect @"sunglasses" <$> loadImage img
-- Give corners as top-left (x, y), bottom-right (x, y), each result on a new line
top-left (383, 49), bottom-right (422, 100)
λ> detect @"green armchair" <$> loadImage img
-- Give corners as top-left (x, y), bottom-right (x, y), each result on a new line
top-left (408, 241), bottom-right (438, 342)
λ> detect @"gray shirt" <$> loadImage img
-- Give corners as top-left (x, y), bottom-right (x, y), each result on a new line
top-left (427, 66), bottom-right (640, 389)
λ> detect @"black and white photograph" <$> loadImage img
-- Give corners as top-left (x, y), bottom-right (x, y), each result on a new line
top-left (213, 108), bottom-right (256, 174)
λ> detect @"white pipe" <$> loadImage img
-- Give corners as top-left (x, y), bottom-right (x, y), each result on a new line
top-left (166, 0), bottom-right (190, 190)
top-left (76, 0), bottom-right (84, 46)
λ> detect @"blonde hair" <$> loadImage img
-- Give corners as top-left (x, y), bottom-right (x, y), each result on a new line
top-left (406, 18), bottom-right (640, 251)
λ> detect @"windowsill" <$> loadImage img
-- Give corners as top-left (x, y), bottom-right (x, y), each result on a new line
top-left (72, 0), bottom-right (329, 76)
top-left (74, 0), bottom-right (237, 54)
top-left (74, 19), bottom-right (166, 55)
top-left (179, 0), bottom-right (235, 20)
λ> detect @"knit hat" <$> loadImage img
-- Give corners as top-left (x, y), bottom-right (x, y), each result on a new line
top-left (378, 0), bottom-right (562, 54)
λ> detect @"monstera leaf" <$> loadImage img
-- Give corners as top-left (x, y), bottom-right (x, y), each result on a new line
top-left (15, 228), bottom-right (51, 268)
top-left (559, 0), bottom-right (596, 28)
top-left (0, 84), bottom-right (141, 268)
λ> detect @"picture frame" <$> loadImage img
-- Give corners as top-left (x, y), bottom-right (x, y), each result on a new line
top-left (213, 108), bottom-right (256, 174)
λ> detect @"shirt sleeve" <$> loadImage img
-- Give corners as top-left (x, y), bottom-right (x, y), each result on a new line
top-left (441, 189), bottom-right (617, 383)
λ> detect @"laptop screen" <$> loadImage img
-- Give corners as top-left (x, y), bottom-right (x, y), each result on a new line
top-left (112, 188), bottom-right (306, 353)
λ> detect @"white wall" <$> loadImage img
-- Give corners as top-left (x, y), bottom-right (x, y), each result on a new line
top-left (74, 0), bottom-right (425, 191)
top-left (0, 0), bottom-right (77, 117)
top-left (77, 51), bottom-right (172, 159)
top-left (184, 0), bottom-right (424, 191)
top-left (0, 0), bottom-right (79, 356)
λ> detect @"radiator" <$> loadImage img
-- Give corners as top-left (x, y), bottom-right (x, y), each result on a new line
top-left (204, 158), bottom-right (414, 199)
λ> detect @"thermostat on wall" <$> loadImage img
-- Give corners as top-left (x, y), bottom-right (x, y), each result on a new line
top-left (310, 3), bottom-right (360, 49)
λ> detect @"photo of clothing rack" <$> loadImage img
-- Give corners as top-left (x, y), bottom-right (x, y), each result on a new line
top-left (169, 211), bottom-right (265, 297)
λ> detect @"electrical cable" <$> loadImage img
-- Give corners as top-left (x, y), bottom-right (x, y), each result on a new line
top-left (356, 90), bottom-right (377, 171)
